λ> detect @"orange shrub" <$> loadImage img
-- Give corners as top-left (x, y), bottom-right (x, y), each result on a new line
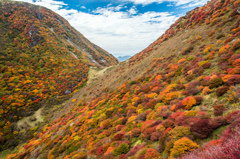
top-left (182, 97), bottom-right (196, 110)
top-left (154, 75), bottom-right (162, 81)
top-left (160, 91), bottom-right (180, 104)
top-left (195, 36), bottom-right (202, 40)
top-left (202, 86), bottom-right (211, 95)
top-left (100, 119), bottom-right (111, 129)
top-left (144, 148), bottom-right (161, 159)
top-left (219, 45), bottom-right (231, 54)
top-left (233, 59), bottom-right (240, 67)
top-left (178, 58), bottom-right (186, 64)
top-left (105, 146), bottom-right (115, 155)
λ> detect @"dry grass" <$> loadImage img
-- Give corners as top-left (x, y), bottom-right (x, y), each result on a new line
top-left (17, 108), bottom-right (43, 132)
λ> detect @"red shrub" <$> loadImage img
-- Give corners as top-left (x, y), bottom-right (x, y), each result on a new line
top-left (194, 96), bottom-right (203, 105)
top-left (116, 125), bottom-right (125, 131)
top-left (118, 154), bottom-right (127, 159)
top-left (176, 84), bottom-right (185, 90)
top-left (201, 77), bottom-right (211, 86)
top-left (222, 116), bottom-right (240, 141)
top-left (190, 119), bottom-right (214, 139)
top-left (202, 62), bottom-right (211, 69)
top-left (193, 67), bottom-right (204, 76)
top-left (213, 104), bottom-right (226, 116)
top-left (227, 75), bottom-right (240, 85)
top-left (114, 132), bottom-right (125, 141)
top-left (141, 85), bottom-right (151, 93)
top-left (150, 132), bottom-right (161, 141)
top-left (162, 119), bottom-right (174, 129)
top-left (131, 128), bottom-right (141, 137)
top-left (211, 117), bottom-right (228, 129)
top-left (224, 36), bottom-right (234, 44)
top-left (216, 86), bottom-right (229, 96)
top-left (96, 147), bottom-right (104, 156)
top-left (188, 81), bottom-right (200, 87)
top-left (236, 88), bottom-right (240, 99)
top-left (229, 53), bottom-right (240, 65)
top-left (186, 87), bottom-right (199, 96)
top-left (175, 101), bottom-right (185, 111)
top-left (168, 112), bottom-right (183, 121)
top-left (150, 120), bottom-right (162, 127)
top-left (181, 126), bottom-right (240, 159)
top-left (143, 126), bottom-right (156, 140)
top-left (225, 110), bottom-right (240, 123)
top-left (159, 111), bottom-right (170, 119)
top-left (175, 115), bottom-right (199, 127)
top-left (218, 61), bottom-right (228, 70)
top-left (146, 99), bottom-right (158, 109)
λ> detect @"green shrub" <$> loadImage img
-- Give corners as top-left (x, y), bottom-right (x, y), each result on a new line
top-left (187, 56), bottom-right (194, 61)
top-left (208, 77), bottom-right (223, 88)
top-left (168, 126), bottom-right (192, 140)
top-left (129, 81), bottom-right (137, 85)
top-left (113, 143), bottom-right (129, 156)
top-left (198, 61), bottom-right (209, 67)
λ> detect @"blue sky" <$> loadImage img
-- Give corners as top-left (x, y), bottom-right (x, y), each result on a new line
top-left (15, 0), bottom-right (209, 57)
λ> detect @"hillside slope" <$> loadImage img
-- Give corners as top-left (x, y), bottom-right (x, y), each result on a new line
top-left (2, 0), bottom-right (240, 158)
top-left (0, 0), bottom-right (118, 150)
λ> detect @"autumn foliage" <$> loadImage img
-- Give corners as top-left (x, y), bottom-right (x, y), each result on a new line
top-left (3, 0), bottom-right (240, 158)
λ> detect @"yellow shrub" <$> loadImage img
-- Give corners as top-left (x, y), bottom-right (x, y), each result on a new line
top-left (147, 93), bottom-right (158, 99)
top-left (132, 97), bottom-right (139, 103)
top-left (198, 61), bottom-right (208, 67)
top-left (203, 47), bottom-right (210, 54)
top-left (185, 110), bottom-right (197, 117)
top-left (170, 137), bottom-right (199, 158)
top-left (127, 116), bottom-right (137, 123)
top-left (72, 99), bottom-right (77, 103)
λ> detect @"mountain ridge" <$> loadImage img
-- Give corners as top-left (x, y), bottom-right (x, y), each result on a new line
top-left (117, 55), bottom-right (132, 62)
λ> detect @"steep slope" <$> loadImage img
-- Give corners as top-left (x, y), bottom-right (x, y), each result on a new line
top-left (0, 0), bottom-right (118, 150)
top-left (3, 0), bottom-right (240, 158)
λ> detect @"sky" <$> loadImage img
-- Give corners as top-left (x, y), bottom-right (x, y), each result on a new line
top-left (15, 0), bottom-right (209, 57)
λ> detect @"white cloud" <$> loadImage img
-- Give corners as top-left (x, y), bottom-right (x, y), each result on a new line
top-left (64, 9), bottom-right (178, 56)
top-left (14, 0), bottom-right (179, 56)
top-left (81, 6), bottom-right (86, 9)
top-left (129, 6), bottom-right (138, 14)
top-left (121, 0), bottom-right (209, 7)
top-left (15, 0), bottom-right (67, 11)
